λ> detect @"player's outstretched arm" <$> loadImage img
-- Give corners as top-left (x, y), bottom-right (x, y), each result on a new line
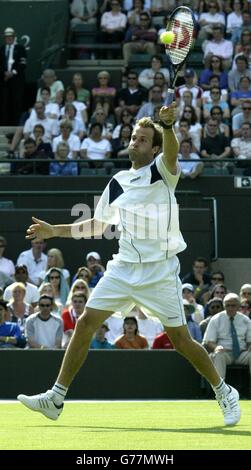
top-left (159, 104), bottom-right (179, 174)
top-left (26, 217), bottom-right (107, 240)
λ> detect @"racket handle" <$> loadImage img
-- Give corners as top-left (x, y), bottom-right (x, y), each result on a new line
top-left (165, 88), bottom-right (175, 106)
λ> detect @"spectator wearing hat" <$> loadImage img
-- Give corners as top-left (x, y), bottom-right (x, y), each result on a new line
top-left (90, 322), bottom-right (114, 349)
top-left (0, 27), bottom-right (27, 125)
top-left (3, 265), bottom-right (39, 308)
top-left (86, 252), bottom-right (105, 288)
top-left (0, 236), bottom-right (15, 278)
top-left (176, 69), bottom-right (203, 109)
top-left (182, 283), bottom-right (204, 323)
top-left (114, 316), bottom-right (148, 349)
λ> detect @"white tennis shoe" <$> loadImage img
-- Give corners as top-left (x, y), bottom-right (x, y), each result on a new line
top-left (216, 385), bottom-right (241, 426)
top-left (17, 390), bottom-right (64, 421)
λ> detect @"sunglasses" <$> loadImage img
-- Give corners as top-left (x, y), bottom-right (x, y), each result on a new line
top-left (39, 303), bottom-right (51, 308)
top-left (49, 276), bottom-right (60, 279)
top-left (243, 107), bottom-right (251, 110)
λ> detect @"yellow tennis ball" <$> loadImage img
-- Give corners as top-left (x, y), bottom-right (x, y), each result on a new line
top-left (160, 31), bottom-right (175, 45)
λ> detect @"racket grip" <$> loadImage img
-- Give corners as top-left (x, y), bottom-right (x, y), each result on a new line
top-left (165, 89), bottom-right (175, 106)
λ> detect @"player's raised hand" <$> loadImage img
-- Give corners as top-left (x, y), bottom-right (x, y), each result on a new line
top-left (159, 103), bottom-right (177, 126)
top-left (26, 217), bottom-right (54, 240)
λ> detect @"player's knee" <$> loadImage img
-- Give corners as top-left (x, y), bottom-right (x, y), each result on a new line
top-left (75, 313), bottom-right (96, 336)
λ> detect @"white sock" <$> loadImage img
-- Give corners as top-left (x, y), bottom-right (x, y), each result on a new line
top-left (51, 383), bottom-right (68, 405)
top-left (212, 378), bottom-right (230, 396)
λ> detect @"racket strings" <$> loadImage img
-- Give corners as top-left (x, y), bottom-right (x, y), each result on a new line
top-left (168, 12), bottom-right (194, 65)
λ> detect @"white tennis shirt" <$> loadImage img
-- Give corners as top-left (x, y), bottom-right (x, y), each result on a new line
top-left (94, 153), bottom-right (187, 263)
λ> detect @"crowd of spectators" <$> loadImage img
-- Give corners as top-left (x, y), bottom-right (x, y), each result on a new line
top-left (0, 0), bottom-right (251, 177)
top-left (1, 238), bottom-right (251, 361)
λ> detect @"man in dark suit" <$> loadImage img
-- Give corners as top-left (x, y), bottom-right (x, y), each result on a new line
top-left (0, 27), bottom-right (27, 125)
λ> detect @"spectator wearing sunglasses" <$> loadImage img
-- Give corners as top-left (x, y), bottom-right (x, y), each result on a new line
top-left (25, 295), bottom-right (63, 349)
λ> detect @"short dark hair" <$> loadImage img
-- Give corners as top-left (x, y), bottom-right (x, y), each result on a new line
top-left (123, 316), bottom-right (138, 334)
top-left (39, 294), bottom-right (53, 305)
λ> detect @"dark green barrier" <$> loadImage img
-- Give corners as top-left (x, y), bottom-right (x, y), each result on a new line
top-left (0, 350), bottom-right (201, 399)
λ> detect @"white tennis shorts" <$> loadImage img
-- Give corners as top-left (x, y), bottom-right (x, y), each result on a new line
top-left (86, 255), bottom-right (186, 327)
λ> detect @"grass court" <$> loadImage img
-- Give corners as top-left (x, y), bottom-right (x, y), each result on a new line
top-left (1, 400), bottom-right (251, 450)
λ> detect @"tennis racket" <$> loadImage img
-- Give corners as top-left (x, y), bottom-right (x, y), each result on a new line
top-left (164, 6), bottom-right (197, 106)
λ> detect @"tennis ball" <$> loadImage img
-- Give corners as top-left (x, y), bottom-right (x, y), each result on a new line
top-left (160, 31), bottom-right (175, 45)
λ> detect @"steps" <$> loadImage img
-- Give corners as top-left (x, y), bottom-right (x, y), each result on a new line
top-left (0, 126), bottom-right (17, 174)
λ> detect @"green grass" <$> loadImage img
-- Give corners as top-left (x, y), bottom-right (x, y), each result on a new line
top-left (1, 401), bottom-right (251, 450)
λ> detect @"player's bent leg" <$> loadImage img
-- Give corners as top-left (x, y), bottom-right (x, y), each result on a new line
top-left (17, 307), bottom-right (113, 420)
top-left (57, 307), bottom-right (113, 387)
top-left (165, 325), bottom-right (241, 426)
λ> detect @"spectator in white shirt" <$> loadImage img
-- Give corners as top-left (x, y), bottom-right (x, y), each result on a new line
top-left (52, 119), bottom-right (81, 160)
top-left (16, 240), bottom-right (47, 286)
top-left (203, 24), bottom-right (233, 69)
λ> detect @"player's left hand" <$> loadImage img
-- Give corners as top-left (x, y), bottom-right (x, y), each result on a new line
top-left (159, 103), bottom-right (177, 126)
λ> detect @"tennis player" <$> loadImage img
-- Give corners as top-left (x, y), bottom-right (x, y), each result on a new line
top-left (18, 104), bottom-right (240, 426)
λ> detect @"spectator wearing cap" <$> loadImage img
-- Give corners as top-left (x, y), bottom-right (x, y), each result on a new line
top-left (0, 27), bottom-right (27, 125)
top-left (86, 252), bottom-right (105, 288)
top-left (114, 316), bottom-right (148, 349)
top-left (176, 69), bottom-right (203, 109)
top-left (203, 25), bottom-right (233, 69)
top-left (183, 299), bottom-right (202, 342)
top-left (182, 283), bottom-right (204, 323)
top-left (90, 322), bottom-right (114, 349)
top-left (0, 236), bottom-right (15, 278)
top-left (16, 240), bottom-right (47, 286)
top-left (3, 265), bottom-right (39, 308)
